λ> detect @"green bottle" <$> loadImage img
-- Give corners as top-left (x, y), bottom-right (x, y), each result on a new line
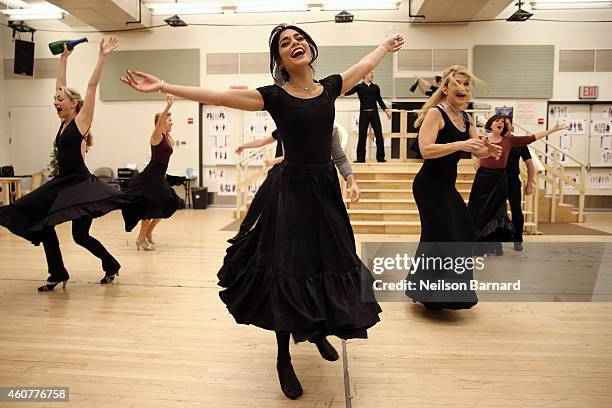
top-left (48, 37), bottom-right (88, 55)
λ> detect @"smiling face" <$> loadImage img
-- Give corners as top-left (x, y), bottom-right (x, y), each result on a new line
top-left (444, 73), bottom-right (470, 107)
top-left (489, 118), bottom-right (505, 136)
top-left (53, 89), bottom-right (78, 120)
top-left (277, 28), bottom-right (313, 76)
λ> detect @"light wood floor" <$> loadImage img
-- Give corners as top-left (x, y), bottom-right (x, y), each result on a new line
top-left (1, 209), bottom-right (612, 407)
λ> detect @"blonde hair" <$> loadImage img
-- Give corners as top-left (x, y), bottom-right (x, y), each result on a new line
top-left (59, 86), bottom-right (93, 148)
top-left (154, 112), bottom-right (174, 146)
top-left (414, 65), bottom-right (483, 128)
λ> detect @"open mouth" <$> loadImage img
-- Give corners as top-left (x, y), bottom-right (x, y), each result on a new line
top-left (291, 48), bottom-right (305, 58)
top-left (55, 106), bottom-right (62, 114)
top-left (456, 92), bottom-right (466, 97)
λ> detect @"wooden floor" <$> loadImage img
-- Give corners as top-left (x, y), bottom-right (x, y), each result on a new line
top-left (1, 209), bottom-right (612, 407)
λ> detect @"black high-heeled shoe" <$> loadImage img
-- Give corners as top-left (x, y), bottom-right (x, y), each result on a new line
top-left (100, 269), bottom-right (119, 284)
top-left (311, 337), bottom-right (339, 361)
top-left (277, 363), bottom-right (303, 400)
top-left (38, 273), bottom-right (69, 292)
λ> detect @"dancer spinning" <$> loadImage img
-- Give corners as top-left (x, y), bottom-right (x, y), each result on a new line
top-left (0, 37), bottom-right (134, 290)
top-left (234, 124), bottom-right (359, 238)
top-left (468, 116), bottom-right (566, 255)
top-left (121, 24), bottom-right (403, 399)
top-left (405, 65), bottom-right (502, 310)
top-left (345, 71), bottom-right (391, 162)
top-left (122, 95), bottom-right (183, 250)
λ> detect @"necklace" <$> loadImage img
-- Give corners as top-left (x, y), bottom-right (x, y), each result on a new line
top-left (289, 80), bottom-right (315, 92)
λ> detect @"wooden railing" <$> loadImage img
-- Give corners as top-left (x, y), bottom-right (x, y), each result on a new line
top-left (234, 144), bottom-right (275, 219)
top-left (513, 122), bottom-right (586, 223)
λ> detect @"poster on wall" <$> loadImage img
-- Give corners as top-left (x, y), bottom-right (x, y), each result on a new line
top-left (602, 136), bottom-right (612, 151)
top-left (217, 177), bottom-right (237, 196)
top-left (206, 109), bottom-right (230, 136)
top-left (560, 134), bottom-right (572, 150)
top-left (495, 106), bottom-right (514, 120)
top-left (588, 173), bottom-right (612, 190)
top-left (591, 121), bottom-right (612, 136)
top-left (245, 111), bottom-right (275, 140)
top-left (601, 150), bottom-right (612, 165)
top-left (562, 119), bottom-right (586, 135)
top-left (350, 112), bottom-right (360, 132)
top-left (603, 107), bottom-right (612, 120)
top-left (515, 103), bottom-right (536, 124)
top-left (550, 105), bottom-right (570, 119)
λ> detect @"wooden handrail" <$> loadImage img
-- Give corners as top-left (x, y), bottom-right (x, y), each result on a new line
top-left (512, 122), bottom-right (587, 167)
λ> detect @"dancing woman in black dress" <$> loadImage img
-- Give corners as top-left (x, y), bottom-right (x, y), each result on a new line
top-left (121, 24), bottom-right (403, 399)
top-left (405, 65), bottom-right (502, 310)
top-left (122, 95), bottom-right (183, 250)
top-left (0, 37), bottom-right (135, 290)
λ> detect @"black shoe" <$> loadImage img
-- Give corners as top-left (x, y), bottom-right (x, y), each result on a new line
top-left (495, 246), bottom-right (504, 256)
top-left (513, 242), bottom-right (523, 251)
top-left (38, 273), bottom-right (70, 292)
top-left (100, 269), bottom-right (120, 284)
top-left (312, 337), bottom-right (339, 361)
top-left (354, 160), bottom-right (365, 163)
top-left (277, 363), bottom-right (303, 400)
top-left (377, 159), bottom-right (387, 163)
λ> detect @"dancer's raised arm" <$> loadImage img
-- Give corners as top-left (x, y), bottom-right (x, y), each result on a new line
top-left (76, 36), bottom-right (118, 134)
top-left (56, 44), bottom-right (71, 90)
top-left (340, 34), bottom-right (404, 95)
top-left (121, 70), bottom-right (264, 112)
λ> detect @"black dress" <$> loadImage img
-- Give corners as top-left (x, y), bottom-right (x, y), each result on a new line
top-left (405, 105), bottom-right (478, 309)
top-left (218, 74), bottom-right (382, 342)
top-left (0, 120), bottom-right (135, 245)
top-left (121, 134), bottom-right (183, 231)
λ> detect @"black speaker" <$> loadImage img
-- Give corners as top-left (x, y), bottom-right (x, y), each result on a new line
top-left (14, 39), bottom-right (35, 77)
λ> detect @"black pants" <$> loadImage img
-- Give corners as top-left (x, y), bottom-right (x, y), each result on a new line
top-left (357, 110), bottom-right (385, 162)
top-left (507, 177), bottom-right (524, 242)
top-left (42, 217), bottom-right (120, 279)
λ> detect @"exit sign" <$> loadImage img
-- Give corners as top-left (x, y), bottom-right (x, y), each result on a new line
top-left (579, 86), bottom-right (599, 99)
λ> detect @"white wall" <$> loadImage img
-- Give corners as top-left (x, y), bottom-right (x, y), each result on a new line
top-left (1, 5), bottom-right (611, 179)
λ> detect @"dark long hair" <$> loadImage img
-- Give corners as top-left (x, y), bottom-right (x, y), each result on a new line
top-left (268, 24), bottom-right (318, 84)
top-left (485, 114), bottom-right (510, 136)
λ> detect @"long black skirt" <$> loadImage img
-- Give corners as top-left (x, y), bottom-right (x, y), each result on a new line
top-left (121, 161), bottom-right (184, 231)
top-left (405, 163), bottom-right (478, 309)
top-left (468, 167), bottom-right (514, 245)
top-left (0, 163), bottom-right (136, 245)
top-left (218, 161), bottom-right (382, 342)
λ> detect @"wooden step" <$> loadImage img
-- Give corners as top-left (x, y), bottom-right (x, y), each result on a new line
top-left (351, 221), bottom-right (422, 234)
top-left (348, 209), bottom-right (421, 222)
top-left (355, 179), bottom-right (474, 189)
top-left (353, 189), bottom-right (473, 200)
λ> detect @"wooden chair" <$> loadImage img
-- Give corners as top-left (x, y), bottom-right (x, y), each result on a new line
top-left (21, 170), bottom-right (44, 195)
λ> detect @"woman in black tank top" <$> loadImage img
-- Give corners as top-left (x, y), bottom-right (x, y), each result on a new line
top-left (405, 65), bottom-right (501, 310)
top-left (121, 95), bottom-right (184, 250)
top-left (0, 37), bottom-right (140, 291)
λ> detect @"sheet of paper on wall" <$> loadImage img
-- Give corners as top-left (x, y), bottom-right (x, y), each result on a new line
top-left (560, 134), bottom-right (572, 150)
top-left (218, 178), bottom-right (237, 196)
top-left (550, 105), bottom-right (569, 119)
top-left (562, 119), bottom-right (586, 135)
top-left (515, 103), bottom-right (536, 124)
top-left (601, 135), bottom-right (612, 151)
top-left (601, 150), bottom-right (612, 165)
top-left (588, 173), bottom-right (612, 189)
top-left (591, 121), bottom-right (612, 137)
top-left (351, 112), bottom-right (360, 132)
top-left (246, 111), bottom-right (275, 139)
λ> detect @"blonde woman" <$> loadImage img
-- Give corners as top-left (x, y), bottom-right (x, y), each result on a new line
top-left (122, 95), bottom-right (183, 250)
top-left (0, 37), bottom-right (135, 291)
top-left (404, 65), bottom-right (502, 310)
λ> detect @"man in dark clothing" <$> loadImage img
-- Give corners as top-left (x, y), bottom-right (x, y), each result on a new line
top-left (345, 71), bottom-right (391, 163)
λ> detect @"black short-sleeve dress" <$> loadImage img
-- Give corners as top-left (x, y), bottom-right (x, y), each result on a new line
top-left (218, 75), bottom-right (381, 342)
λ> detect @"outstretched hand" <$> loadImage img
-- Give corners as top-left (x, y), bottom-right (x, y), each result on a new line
top-left (382, 34), bottom-right (404, 53)
top-left (483, 138), bottom-right (503, 160)
top-left (121, 70), bottom-right (162, 93)
top-left (100, 36), bottom-right (119, 55)
top-left (166, 94), bottom-right (174, 106)
top-left (552, 121), bottom-right (568, 133)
